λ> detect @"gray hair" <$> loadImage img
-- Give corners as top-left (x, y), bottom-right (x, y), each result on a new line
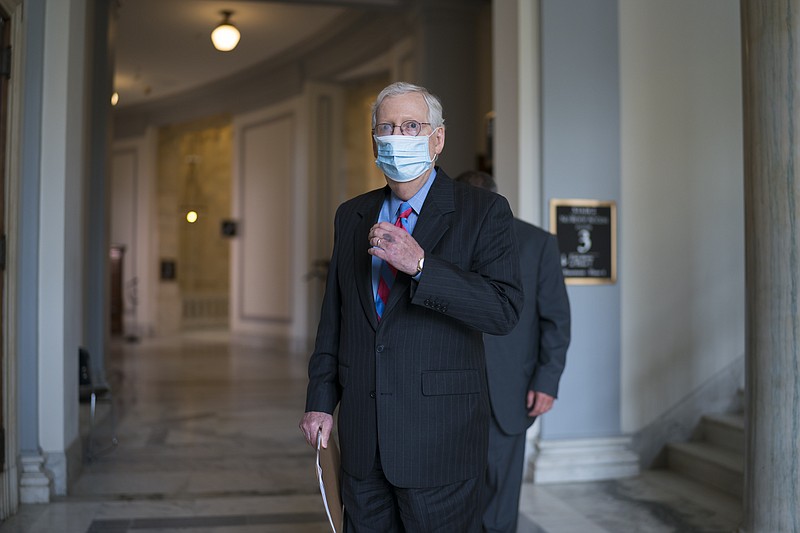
top-left (371, 82), bottom-right (445, 129)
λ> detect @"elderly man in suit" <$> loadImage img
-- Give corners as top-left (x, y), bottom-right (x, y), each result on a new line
top-left (299, 82), bottom-right (523, 532)
top-left (454, 170), bottom-right (571, 533)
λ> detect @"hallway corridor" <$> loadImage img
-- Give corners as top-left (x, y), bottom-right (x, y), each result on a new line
top-left (1, 332), bottom-right (740, 532)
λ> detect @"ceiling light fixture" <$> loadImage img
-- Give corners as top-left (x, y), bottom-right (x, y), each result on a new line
top-left (211, 10), bottom-right (240, 52)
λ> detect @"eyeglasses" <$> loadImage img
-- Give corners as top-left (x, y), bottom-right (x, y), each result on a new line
top-left (373, 120), bottom-right (432, 137)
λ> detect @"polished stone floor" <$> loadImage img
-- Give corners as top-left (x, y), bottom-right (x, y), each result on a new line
top-left (0, 331), bottom-right (741, 533)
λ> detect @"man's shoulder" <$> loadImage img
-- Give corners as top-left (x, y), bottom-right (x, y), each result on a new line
top-left (514, 218), bottom-right (549, 236)
top-left (513, 218), bottom-right (556, 247)
top-left (450, 174), bottom-right (497, 200)
top-left (447, 173), bottom-right (509, 214)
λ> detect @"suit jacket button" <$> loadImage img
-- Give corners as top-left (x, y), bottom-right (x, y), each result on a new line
top-left (376, 345), bottom-right (384, 353)
top-left (369, 391), bottom-right (376, 398)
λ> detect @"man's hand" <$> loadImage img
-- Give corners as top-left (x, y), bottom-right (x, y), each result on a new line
top-left (368, 222), bottom-right (424, 276)
top-left (300, 411), bottom-right (334, 448)
top-left (527, 391), bottom-right (555, 418)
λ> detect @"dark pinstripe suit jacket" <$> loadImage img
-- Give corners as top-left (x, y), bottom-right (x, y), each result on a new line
top-left (305, 169), bottom-right (523, 488)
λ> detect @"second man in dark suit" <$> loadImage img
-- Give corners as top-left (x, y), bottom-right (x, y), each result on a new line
top-left (455, 171), bottom-right (571, 533)
top-left (300, 83), bottom-right (523, 532)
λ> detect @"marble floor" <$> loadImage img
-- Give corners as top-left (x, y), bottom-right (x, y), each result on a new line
top-left (0, 331), bottom-right (741, 533)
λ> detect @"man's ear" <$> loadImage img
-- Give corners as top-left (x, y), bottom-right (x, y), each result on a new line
top-left (432, 127), bottom-right (445, 156)
top-left (372, 137), bottom-right (378, 158)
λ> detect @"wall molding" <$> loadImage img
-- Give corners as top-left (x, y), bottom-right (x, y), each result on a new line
top-left (231, 99), bottom-right (303, 339)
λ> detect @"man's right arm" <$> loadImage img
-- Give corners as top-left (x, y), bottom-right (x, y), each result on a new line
top-left (301, 208), bottom-right (344, 446)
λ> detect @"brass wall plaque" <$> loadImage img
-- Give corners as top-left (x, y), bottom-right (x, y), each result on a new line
top-left (549, 199), bottom-right (617, 285)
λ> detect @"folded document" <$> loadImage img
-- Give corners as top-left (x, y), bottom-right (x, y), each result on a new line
top-left (316, 430), bottom-right (343, 533)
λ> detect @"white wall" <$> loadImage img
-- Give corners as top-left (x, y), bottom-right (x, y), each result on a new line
top-left (111, 131), bottom-right (158, 338)
top-left (619, 1), bottom-right (744, 432)
top-left (111, 146), bottom-right (137, 330)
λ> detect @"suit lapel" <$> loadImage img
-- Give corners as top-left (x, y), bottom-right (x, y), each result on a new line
top-left (354, 188), bottom-right (387, 330)
top-left (410, 170), bottom-right (455, 254)
top-left (381, 170), bottom-right (455, 320)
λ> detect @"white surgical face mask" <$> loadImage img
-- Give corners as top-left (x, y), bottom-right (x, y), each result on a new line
top-left (373, 130), bottom-right (436, 183)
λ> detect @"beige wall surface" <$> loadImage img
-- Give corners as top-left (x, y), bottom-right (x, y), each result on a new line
top-left (156, 116), bottom-right (233, 332)
top-left (343, 75), bottom-right (390, 199)
top-left (619, 0), bottom-right (744, 432)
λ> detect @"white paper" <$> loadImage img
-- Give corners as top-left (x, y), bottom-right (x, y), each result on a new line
top-left (316, 430), bottom-right (337, 533)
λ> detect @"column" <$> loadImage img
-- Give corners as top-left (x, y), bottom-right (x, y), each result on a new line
top-left (741, 2), bottom-right (800, 531)
top-left (492, 0), bottom-right (540, 222)
top-left (38, 0), bottom-right (88, 495)
top-left (18, 0), bottom-right (48, 504)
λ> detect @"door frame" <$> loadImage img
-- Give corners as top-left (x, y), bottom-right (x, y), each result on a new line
top-left (0, 0), bottom-right (25, 518)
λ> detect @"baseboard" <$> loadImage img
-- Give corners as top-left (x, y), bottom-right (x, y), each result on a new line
top-left (530, 436), bottom-right (640, 484)
top-left (43, 450), bottom-right (67, 496)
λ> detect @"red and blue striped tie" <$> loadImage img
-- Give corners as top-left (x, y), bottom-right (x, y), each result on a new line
top-left (376, 202), bottom-right (413, 320)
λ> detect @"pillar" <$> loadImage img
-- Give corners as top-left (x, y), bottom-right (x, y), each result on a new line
top-left (741, 1), bottom-right (800, 530)
top-left (18, 0), bottom-right (48, 504)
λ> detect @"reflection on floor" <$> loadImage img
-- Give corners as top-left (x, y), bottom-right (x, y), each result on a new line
top-left (0, 331), bottom-right (741, 533)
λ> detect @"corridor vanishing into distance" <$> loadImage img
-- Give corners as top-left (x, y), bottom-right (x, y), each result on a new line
top-left (1, 331), bottom-right (740, 532)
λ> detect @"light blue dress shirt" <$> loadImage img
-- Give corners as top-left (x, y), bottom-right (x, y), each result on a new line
top-left (371, 169), bottom-right (437, 301)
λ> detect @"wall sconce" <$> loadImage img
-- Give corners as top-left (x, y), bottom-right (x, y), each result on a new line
top-left (211, 10), bottom-right (240, 52)
top-left (182, 155), bottom-right (206, 223)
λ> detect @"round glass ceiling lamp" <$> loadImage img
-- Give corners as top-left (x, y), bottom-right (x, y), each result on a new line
top-left (211, 11), bottom-right (240, 52)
